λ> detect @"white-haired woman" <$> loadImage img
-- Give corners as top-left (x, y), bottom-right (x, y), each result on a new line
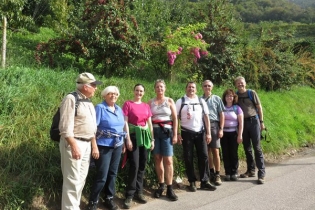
top-left (87, 86), bottom-right (128, 210)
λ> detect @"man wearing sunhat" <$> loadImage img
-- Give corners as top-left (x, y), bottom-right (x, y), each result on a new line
top-left (59, 72), bottom-right (102, 210)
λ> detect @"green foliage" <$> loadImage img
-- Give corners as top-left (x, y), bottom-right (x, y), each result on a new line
top-left (191, 0), bottom-right (241, 85)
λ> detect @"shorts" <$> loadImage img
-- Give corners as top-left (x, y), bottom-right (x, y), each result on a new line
top-left (152, 127), bottom-right (173, 156)
top-left (207, 123), bottom-right (221, 148)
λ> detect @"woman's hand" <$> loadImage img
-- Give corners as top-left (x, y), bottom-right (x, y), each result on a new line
top-left (125, 139), bottom-right (133, 151)
top-left (177, 134), bottom-right (183, 145)
top-left (150, 141), bottom-right (155, 151)
top-left (237, 134), bottom-right (243, 144)
top-left (92, 147), bottom-right (100, 159)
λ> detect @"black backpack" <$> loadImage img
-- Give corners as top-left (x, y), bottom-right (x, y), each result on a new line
top-left (50, 92), bottom-right (90, 142)
top-left (178, 96), bottom-right (205, 120)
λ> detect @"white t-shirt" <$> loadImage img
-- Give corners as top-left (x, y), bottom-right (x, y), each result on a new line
top-left (175, 95), bottom-right (209, 132)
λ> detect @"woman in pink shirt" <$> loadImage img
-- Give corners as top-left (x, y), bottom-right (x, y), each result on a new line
top-left (122, 84), bottom-right (154, 209)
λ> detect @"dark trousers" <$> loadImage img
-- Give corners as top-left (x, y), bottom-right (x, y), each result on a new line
top-left (181, 130), bottom-right (209, 183)
top-left (125, 135), bottom-right (148, 198)
top-left (243, 118), bottom-right (266, 178)
top-left (221, 131), bottom-right (239, 175)
top-left (89, 145), bottom-right (123, 202)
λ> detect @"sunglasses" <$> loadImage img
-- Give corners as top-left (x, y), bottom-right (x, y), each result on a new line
top-left (203, 85), bottom-right (212, 87)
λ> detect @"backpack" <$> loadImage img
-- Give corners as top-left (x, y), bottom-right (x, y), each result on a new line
top-left (178, 96), bottom-right (205, 120)
top-left (50, 92), bottom-right (90, 142)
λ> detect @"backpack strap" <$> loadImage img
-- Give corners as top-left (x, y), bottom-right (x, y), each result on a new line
top-left (233, 105), bottom-right (238, 115)
top-left (69, 92), bottom-right (91, 116)
top-left (178, 97), bottom-right (185, 120)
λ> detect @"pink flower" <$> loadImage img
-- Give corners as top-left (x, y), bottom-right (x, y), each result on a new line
top-left (197, 33), bottom-right (203, 39)
top-left (201, 50), bottom-right (208, 56)
top-left (194, 35), bottom-right (199, 40)
top-left (178, 47), bottom-right (183, 51)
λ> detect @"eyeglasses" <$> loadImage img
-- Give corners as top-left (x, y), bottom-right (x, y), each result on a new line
top-left (86, 83), bottom-right (97, 88)
top-left (203, 85), bottom-right (212, 87)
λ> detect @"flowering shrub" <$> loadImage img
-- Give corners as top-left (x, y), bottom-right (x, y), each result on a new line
top-left (163, 23), bottom-right (210, 67)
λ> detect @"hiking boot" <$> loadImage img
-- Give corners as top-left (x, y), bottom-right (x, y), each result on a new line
top-left (87, 201), bottom-right (97, 210)
top-left (188, 182), bottom-right (197, 192)
top-left (230, 174), bottom-right (238, 181)
top-left (134, 193), bottom-right (147, 204)
top-left (200, 181), bottom-right (217, 191)
top-left (240, 171), bottom-right (255, 178)
top-left (224, 175), bottom-right (231, 181)
top-left (154, 188), bottom-right (164, 198)
top-left (214, 174), bottom-right (222, 186)
top-left (123, 197), bottom-right (132, 209)
top-left (166, 188), bottom-right (178, 201)
top-left (257, 177), bottom-right (265, 184)
top-left (209, 173), bottom-right (215, 183)
top-left (104, 198), bottom-right (118, 210)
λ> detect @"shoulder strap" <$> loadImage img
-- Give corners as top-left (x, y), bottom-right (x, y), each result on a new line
top-left (178, 97), bottom-right (185, 120)
top-left (233, 105), bottom-right (238, 115)
top-left (247, 89), bottom-right (253, 101)
top-left (198, 97), bottom-right (205, 114)
top-left (69, 92), bottom-right (91, 116)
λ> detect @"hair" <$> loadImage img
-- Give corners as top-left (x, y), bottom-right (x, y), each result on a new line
top-left (222, 88), bottom-right (238, 105)
top-left (234, 76), bottom-right (246, 84)
top-left (134, 83), bottom-right (145, 91)
top-left (185, 81), bottom-right (196, 88)
top-left (101, 86), bottom-right (120, 97)
top-left (154, 79), bottom-right (166, 88)
top-left (76, 83), bottom-right (84, 90)
top-left (202, 80), bottom-right (213, 87)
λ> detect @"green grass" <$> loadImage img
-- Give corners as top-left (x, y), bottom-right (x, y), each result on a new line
top-left (0, 67), bottom-right (315, 209)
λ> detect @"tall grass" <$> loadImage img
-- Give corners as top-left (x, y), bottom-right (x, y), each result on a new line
top-left (0, 67), bottom-right (315, 209)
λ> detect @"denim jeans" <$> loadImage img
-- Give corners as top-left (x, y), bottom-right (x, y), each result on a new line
top-left (89, 144), bottom-right (123, 202)
top-left (243, 118), bottom-right (266, 178)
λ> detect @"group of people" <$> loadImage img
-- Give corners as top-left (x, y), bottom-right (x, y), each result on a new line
top-left (58, 72), bottom-right (266, 210)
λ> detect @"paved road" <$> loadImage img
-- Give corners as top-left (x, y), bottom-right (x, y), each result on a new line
top-left (132, 152), bottom-right (315, 210)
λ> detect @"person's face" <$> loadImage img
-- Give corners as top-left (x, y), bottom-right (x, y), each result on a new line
top-left (225, 93), bottom-right (234, 104)
top-left (84, 83), bottom-right (97, 98)
top-left (134, 85), bottom-right (145, 100)
top-left (186, 83), bottom-right (196, 97)
top-left (235, 79), bottom-right (246, 91)
top-left (105, 92), bottom-right (118, 105)
top-left (155, 82), bottom-right (165, 95)
top-left (202, 81), bottom-right (213, 94)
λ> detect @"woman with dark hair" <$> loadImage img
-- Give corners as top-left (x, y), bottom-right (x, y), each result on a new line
top-left (122, 84), bottom-right (154, 209)
top-left (221, 89), bottom-right (244, 181)
top-left (148, 79), bottom-right (178, 201)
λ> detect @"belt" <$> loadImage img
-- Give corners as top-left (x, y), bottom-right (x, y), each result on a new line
top-left (75, 137), bottom-right (91, 142)
top-left (244, 116), bottom-right (257, 121)
top-left (153, 124), bottom-right (172, 129)
top-left (210, 120), bottom-right (219, 123)
top-left (181, 127), bottom-right (203, 135)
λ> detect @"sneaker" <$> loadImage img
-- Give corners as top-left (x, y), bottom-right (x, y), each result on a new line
top-left (134, 193), bottom-right (147, 204)
top-left (188, 182), bottom-right (197, 192)
top-left (87, 201), bottom-right (97, 210)
top-left (123, 197), bottom-right (132, 209)
top-left (230, 174), bottom-right (238, 181)
top-left (240, 171), bottom-right (255, 178)
top-left (257, 177), bottom-right (265, 184)
top-left (214, 174), bottom-right (222, 186)
top-left (154, 188), bottom-right (164, 198)
top-left (166, 188), bottom-right (178, 201)
top-left (200, 181), bottom-right (217, 191)
top-left (224, 175), bottom-right (231, 181)
top-left (104, 198), bottom-right (118, 210)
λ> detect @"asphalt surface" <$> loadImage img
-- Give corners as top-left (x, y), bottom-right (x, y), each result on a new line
top-left (132, 150), bottom-right (315, 210)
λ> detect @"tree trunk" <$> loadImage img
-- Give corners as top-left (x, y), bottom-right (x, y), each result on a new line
top-left (1, 16), bottom-right (7, 69)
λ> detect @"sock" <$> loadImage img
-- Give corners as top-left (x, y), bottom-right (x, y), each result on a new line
top-left (216, 171), bottom-right (220, 175)
top-left (167, 185), bottom-right (172, 190)
top-left (159, 183), bottom-right (165, 189)
top-left (210, 168), bottom-right (215, 174)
